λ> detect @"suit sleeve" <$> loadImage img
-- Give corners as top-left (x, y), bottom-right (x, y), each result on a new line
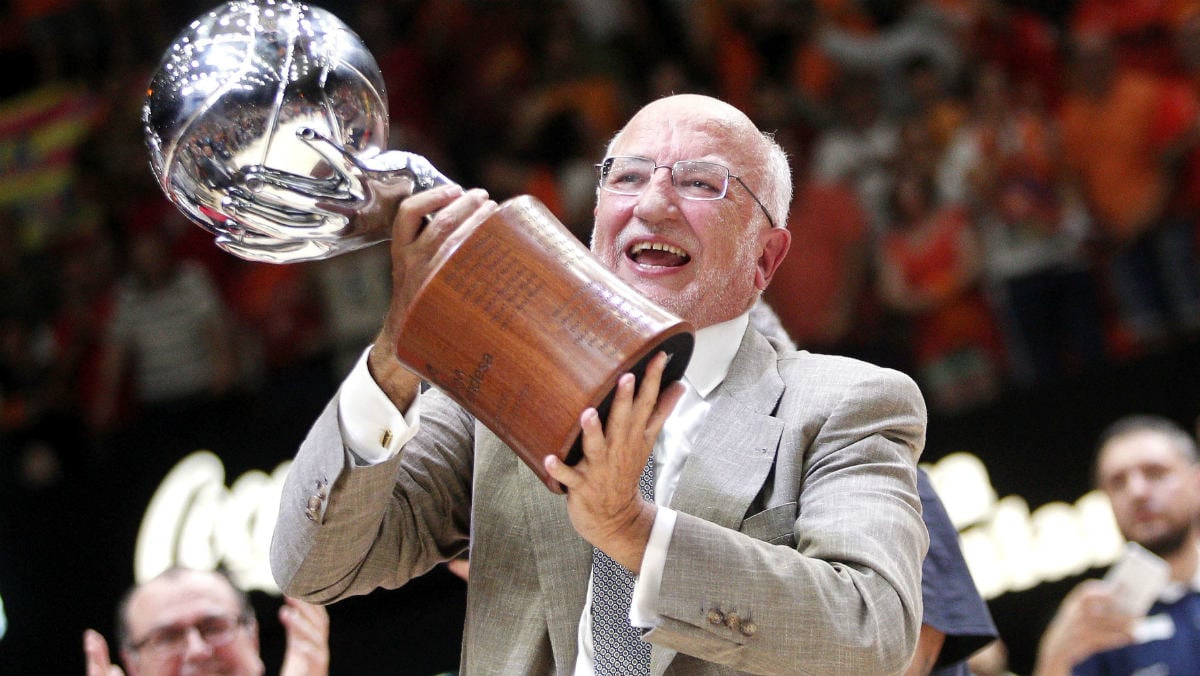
top-left (645, 365), bottom-right (928, 676)
top-left (269, 387), bottom-right (474, 603)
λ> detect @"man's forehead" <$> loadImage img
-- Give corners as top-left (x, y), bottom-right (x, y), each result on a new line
top-left (616, 101), bottom-right (758, 162)
top-left (129, 572), bottom-right (240, 627)
top-left (614, 123), bottom-right (723, 155)
top-left (1099, 431), bottom-right (1188, 474)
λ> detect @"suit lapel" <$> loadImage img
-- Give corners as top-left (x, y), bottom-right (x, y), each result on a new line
top-left (519, 329), bottom-right (785, 676)
top-left (669, 328), bottom-right (785, 531)
top-left (522, 462), bottom-right (592, 674)
top-left (652, 330), bottom-right (785, 676)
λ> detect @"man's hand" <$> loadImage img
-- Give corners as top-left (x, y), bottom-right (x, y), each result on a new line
top-left (380, 184), bottom-right (498, 321)
top-left (83, 629), bottom-right (125, 676)
top-left (368, 185), bottom-right (499, 408)
top-left (903, 624), bottom-right (947, 676)
top-left (278, 597), bottom-right (331, 676)
top-left (1033, 579), bottom-right (1136, 676)
top-left (544, 351), bottom-right (685, 572)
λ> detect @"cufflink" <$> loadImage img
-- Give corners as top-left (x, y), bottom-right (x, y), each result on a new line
top-left (380, 429), bottom-right (393, 447)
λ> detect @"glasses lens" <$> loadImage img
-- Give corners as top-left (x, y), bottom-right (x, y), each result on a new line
top-left (598, 157), bottom-right (731, 201)
top-left (196, 615), bottom-right (241, 645)
top-left (138, 615), bottom-right (242, 657)
top-left (672, 161), bottom-right (729, 200)
top-left (599, 156), bottom-right (653, 195)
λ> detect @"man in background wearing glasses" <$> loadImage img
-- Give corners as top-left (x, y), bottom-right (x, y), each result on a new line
top-left (82, 567), bottom-right (329, 676)
top-left (271, 93), bottom-right (928, 675)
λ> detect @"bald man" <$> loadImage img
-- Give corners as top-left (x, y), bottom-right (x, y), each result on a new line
top-left (271, 94), bottom-right (928, 675)
top-left (84, 567), bottom-right (328, 676)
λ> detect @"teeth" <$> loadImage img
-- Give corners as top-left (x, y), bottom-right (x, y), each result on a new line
top-left (630, 241), bottom-right (688, 258)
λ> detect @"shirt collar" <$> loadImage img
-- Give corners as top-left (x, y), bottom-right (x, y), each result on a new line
top-left (683, 313), bottom-right (748, 398)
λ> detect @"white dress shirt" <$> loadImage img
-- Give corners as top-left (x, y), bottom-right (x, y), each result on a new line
top-left (335, 313), bottom-right (751, 674)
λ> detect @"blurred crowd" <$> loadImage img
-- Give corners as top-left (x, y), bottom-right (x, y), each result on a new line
top-left (3, 0), bottom-right (1200, 497)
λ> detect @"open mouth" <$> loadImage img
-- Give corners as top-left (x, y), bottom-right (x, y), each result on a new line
top-left (627, 241), bottom-right (690, 267)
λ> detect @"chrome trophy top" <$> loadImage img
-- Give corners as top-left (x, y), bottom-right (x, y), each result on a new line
top-left (143, 0), bottom-right (449, 263)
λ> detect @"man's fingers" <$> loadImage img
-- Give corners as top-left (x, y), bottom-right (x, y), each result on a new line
top-left (279, 598), bottom-right (331, 676)
top-left (632, 351), bottom-right (677, 424)
top-left (600, 373), bottom-right (638, 449)
top-left (606, 353), bottom-right (670, 443)
top-left (640, 352), bottom-right (682, 435)
top-left (555, 352), bottom-right (681, 502)
top-left (280, 598), bottom-right (330, 643)
top-left (392, 184), bottom-right (466, 243)
top-left (575, 352), bottom-right (681, 469)
top-left (545, 447), bottom-right (585, 492)
top-left (634, 351), bottom-right (670, 405)
top-left (414, 187), bottom-right (491, 244)
top-left (83, 629), bottom-right (124, 676)
top-left (648, 380), bottom-right (686, 435)
top-left (440, 196), bottom-right (499, 254)
top-left (424, 187), bottom-right (486, 231)
top-left (83, 628), bottom-right (109, 666)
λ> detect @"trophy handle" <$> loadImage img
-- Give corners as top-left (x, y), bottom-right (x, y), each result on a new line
top-left (217, 128), bottom-right (452, 262)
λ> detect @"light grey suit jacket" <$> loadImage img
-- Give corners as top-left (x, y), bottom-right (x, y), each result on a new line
top-left (271, 327), bottom-right (929, 675)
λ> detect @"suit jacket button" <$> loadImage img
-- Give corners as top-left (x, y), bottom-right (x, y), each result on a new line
top-left (724, 612), bottom-right (741, 632)
top-left (705, 608), bottom-right (724, 626)
top-left (740, 619), bottom-right (758, 637)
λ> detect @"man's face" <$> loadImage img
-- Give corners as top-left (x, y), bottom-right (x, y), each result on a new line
top-left (590, 95), bottom-right (789, 329)
top-left (122, 571), bottom-right (264, 676)
top-left (1096, 431), bottom-right (1200, 557)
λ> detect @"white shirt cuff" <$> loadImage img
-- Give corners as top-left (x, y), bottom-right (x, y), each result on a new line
top-left (629, 506), bottom-right (677, 628)
top-left (337, 346), bottom-right (421, 465)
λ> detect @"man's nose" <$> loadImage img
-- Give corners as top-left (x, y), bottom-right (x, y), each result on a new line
top-left (181, 626), bottom-right (214, 660)
top-left (633, 167), bottom-right (680, 222)
top-left (1124, 471), bottom-right (1153, 499)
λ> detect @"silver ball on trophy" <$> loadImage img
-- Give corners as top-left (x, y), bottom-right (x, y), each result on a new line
top-left (143, 0), bottom-right (694, 492)
top-left (143, 0), bottom-right (448, 263)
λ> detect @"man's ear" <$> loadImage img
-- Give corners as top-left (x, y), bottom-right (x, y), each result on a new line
top-left (755, 226), bottom-right (791, 291)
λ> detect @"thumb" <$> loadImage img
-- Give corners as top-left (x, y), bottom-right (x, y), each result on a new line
top-left (83, 629), bottom-right (126, 676)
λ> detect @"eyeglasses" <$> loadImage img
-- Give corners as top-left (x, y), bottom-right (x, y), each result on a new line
top-left (596, 155), bottom-right (776, 229)
top-left (129, 614), bottom-right (250, 659)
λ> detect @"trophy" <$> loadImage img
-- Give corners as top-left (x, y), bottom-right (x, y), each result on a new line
top-left (143, 0), bottom-right (694, 492)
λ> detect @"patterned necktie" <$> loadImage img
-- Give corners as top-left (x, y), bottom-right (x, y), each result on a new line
top-left (591, 454), bottom-right (655, 675)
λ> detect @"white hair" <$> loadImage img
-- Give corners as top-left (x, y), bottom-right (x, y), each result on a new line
top-left (759, 132), bottom-right (792, 229)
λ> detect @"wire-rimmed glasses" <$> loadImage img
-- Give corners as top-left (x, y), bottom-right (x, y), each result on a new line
top-left (128, 613), bottom-right (251, 659)
top-left (595, 155), bottom-right (776, 229)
